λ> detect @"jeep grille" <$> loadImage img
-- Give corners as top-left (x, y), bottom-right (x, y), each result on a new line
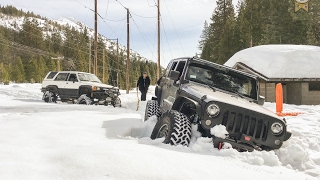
top-left (221, 110), bottom-right (269, 142)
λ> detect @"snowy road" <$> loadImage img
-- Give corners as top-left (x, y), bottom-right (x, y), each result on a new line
top-left (0, 83), bottom-right (319, 179)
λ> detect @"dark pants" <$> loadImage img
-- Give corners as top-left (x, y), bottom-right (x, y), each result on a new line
top-left (139, 88), bottom-right (147, 101)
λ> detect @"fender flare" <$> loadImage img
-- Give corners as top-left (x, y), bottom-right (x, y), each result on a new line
top-left (79, 85), bottom-right (92, 96)
top-left (45, 85), bottom-right (59, 94)
top-left (172, 96), bottom-right (202, 117)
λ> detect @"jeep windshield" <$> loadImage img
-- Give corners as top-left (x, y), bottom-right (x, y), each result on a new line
top-left (186, 62), bottom-right (257, 100)
top-left (77, 73), bottom-right (101, 83)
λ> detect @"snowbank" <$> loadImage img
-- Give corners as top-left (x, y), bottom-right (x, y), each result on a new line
top-left (0, 83), bottom-right (319, 179)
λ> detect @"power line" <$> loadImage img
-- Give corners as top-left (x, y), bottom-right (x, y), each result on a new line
top-left (9, 0), bottom-right (153, 72)
top-left (147, 0), bottom-right (157, 7)
top-left (104, 0), bottom-right (110, 18)
top-left (115, 0), bottom-right (127, 10)
top-left (163, 0), bottom-right (185, 56)
top-left (11, 0), bottom-right (118, 68)
top-left (7, 0), bottom-right (133, 78)
top-left (130, 16), bottom-right (155, 61)
top-left (130, 11), bottom-right (157, 19)
top-left (0, 37), bottom-right (125, 74)
top-left (115, 0), bottom-right (156, 18)
top-left (8, 20), bottom-right (127, 71)
top-left (113, 0), bottom-right (156, 61)
top-left (160, 16), bottom-right (173, 59)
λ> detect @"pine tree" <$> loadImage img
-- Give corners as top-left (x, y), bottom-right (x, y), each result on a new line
top-left (25, 57), bottom-right (38, 83)
top-left (45, 57), bottom-right (57, 72)
top-left (198, 21), bottom-right (210, 51)
top-left (0, 63), bottom-right (10, 84)
top-left (11, 56), bottom-right (25, 82)
top-left (261, 0), bottom-right (300, 44)
top-left (201, 0), bottom-right (236, 64)
top-left (37, 56), bottom-right (48, 82)
top-left (0, 5), bottom-right (161, 85)
top-left (20, 17), bottom-right (44, 49)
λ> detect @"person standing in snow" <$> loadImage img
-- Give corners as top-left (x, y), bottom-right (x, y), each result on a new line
top-left (137, 72), bottom-right (150, 101)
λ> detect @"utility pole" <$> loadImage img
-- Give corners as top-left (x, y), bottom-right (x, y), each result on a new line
top-left (94, 0), bottom-right (98, 75)
top-left (89, 38), bottom-right (91, 73)
top-left (51, 56), bottom-right (64, 71)
top-left (109, 38), bottom-right (120, 87)
top-left (157, 0), bottom-right (161, 80)
top-left (102, 48), bottom-right (105, 83)
top-left (116, 38), bottom-right (119, 88)
top-left (126, 8), bottom-right (130, 94)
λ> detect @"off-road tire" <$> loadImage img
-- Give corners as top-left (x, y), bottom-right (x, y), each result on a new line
top-left (43, 91), bottom-right (57, 103)
top-left (77, 94), bottom-right (92, 105)
top-left (144, 100), bottom-right (161, 121)
top-left (111, 96), bottom-right (121, 107)
top-left (151, 110), bottom-right (191, 146)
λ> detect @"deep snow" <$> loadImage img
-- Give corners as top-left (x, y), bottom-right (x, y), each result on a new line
top-left (0, 83), bottom-right (319, 179)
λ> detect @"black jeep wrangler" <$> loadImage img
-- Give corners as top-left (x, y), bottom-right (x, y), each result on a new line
top-left (145, 57), bottom-right (291, 151)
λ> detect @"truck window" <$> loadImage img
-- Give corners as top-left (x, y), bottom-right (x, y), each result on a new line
top-left (47, 72), bottom-right (58, 79)
top-left (164, 62), bottom-right (173, 76)
top-left (175, 61), bottom-right (186, 77)
top-left (68, 74), bottom-right (78, 82)
top-left (171, 61), bottom-right (178, 70)
top-left (54, 73), bottom-right (69, 81)
top-left (165, 61), bottom-right (178, 77)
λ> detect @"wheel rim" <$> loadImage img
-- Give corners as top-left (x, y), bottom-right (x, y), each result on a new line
top-left (157, 124), bottom-right (169, 138)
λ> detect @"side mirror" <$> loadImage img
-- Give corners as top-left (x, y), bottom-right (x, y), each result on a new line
top-left (258, 95), bottom-right (265, 106)
top-left (169, 70), bottom-right (180, 81)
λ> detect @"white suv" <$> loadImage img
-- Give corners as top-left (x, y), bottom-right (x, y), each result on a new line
top-left (41, 71), bottom-right (121, 107)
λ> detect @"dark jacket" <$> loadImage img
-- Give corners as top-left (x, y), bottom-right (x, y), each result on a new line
top-left (137, 76), bottom-right (150, 89)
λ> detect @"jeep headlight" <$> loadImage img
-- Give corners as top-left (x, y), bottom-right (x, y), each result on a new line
top-left (271, 122), bottom-right (283, 135)
top-left (207, 104), bottom-right (220, 117)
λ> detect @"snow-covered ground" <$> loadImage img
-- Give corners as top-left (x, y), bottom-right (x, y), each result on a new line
top-left (0, 83), bottom-right (319, 180)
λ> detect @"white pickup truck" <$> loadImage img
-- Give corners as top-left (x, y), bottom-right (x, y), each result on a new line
top-left (41, 71), bottom-right (121, 107)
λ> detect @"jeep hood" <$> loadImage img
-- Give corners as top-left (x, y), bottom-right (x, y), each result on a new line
top-left (81, 81), bottom-right (116, 89)
top-left (181, 83), bottom-right (279, 119)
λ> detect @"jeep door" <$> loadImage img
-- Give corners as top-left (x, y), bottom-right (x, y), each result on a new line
top-left (64, 73), bottom-right (80, 98)
top-left (161, 60), bottom-right (186, 113)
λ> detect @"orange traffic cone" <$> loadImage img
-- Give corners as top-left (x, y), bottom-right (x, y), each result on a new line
top-left (275, 83), bottom-right (303, 116)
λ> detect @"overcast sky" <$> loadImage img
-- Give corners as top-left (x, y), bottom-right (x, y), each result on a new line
top-left (1, 0), bottom-right (236, 66)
